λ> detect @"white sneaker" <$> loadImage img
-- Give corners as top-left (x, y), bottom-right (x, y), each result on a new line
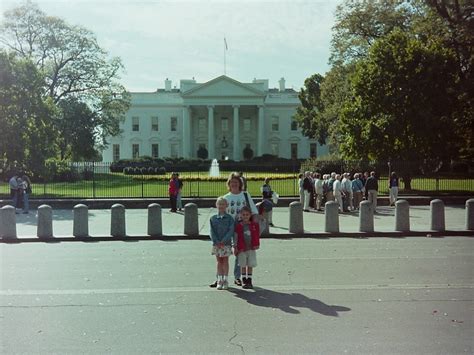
top-left (217, 281), bottom-right (223, 290)
top-left (222, 281), bottom-right (229, 290)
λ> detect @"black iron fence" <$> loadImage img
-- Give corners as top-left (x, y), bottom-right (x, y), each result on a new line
top-left (0, 160), bottom-right (473, 200)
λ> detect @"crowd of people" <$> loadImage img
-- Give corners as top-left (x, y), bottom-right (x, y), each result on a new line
top-left (8, 172), bottom-right (32, 214)
top-left (299, 171), bottom-right (399, 213)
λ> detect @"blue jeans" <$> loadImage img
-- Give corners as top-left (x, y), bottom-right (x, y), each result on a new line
top-left (23, 192), bottom-right (29, 213)
top-left (177, 191), bottom-right (182, 209)
top-left (10, 189), bottom-right (18, 208)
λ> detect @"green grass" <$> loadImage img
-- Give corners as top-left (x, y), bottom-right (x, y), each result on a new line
top-left (1, 172), bottom-right (473, 199)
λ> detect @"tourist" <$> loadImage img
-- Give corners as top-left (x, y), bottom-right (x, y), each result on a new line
top-left (20, 173), bottom-right (32, 214)
top-left (260, 177), bottom-right (274, 227)
top-left (333, 174), bottom-right (343, 212)
top-left (8, 173), bottom-right (19, 210)
top-left (352, 173), bottom-right (364, 210)
top-left (168, 173), bottom-right (178, 212)
top-left (302, 171), bottom-right (313, 212)
top-left (298, 173), bottom-right (304, 205)
top-left (322, 174), bottom-right (329, 206)
top-left (209, 197), bottom-right (235, 290)
top-left (389, 171), bottom-right (399, 206)
top-left (365, 171), bottom-right (379, 211)
top-left (341, 173), bottom-right (352, 212)
top-left (209, 172), bottom-right (258, 288)
top-left (309, 172), bottom-right (316, 209)
top-left (234, 206), bottom-right (260, 289)
top-left (327, 172), bottom-right (336, 201)
top-left (176, 173), bottom-right (183, 211)
top-left (362, 171), bottom-right (370, 199)
top-left (314, 173), bottom-right (323, 211)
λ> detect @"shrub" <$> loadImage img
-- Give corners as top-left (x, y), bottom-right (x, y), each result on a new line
top-left (43, 159), bottom-right (80, 182)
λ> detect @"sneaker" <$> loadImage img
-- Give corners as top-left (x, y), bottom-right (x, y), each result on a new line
top-left (269, 223), bottom-right (274, 227)
top-left (242, 277), bottom-right (248, 287)
top-left (222, 281), bottom-right (229, 290)
top-left (242, 278), bottom-right (253, 289)
top-left (209, 281), bottom-right (218, 288)
top-left (217, 281), bottom-right (223, 290)
top-left (234, 279), bottom-right (242, 286)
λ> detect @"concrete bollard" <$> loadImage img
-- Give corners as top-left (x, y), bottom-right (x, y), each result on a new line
top-left (256, 202), bottom-right (270, 235)
top-left (73, 204), bottom-right (89, 237)
top-left (466, 199), bottom-right (474, 231)
top-left (0, 205), bottom-right (17, 238)
top-left (147, 203), bottom-right (162, 236)
top-left (395, 200), bottom-right (410, 232)
top-left (37, 204), bottom-right (53, 238)
top-left (359, 200), bottom-right (374, 232)
top-left (184, 203), bottom-right (199, 236)
top-left (430, 199), bottom-right (445, 232)
top-left (111, 204), bottom-right (126, 237)
top-left (325, 201), bottom-right (339, 233)
top-left (289, 201), bottom-right (304, 234)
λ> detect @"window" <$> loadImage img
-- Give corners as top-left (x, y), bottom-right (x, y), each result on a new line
top-left (243, 118), bottom-right (251, 132)
top-left (132, 144), bottom-right (140, 158)
top-left (310, 143), bottom-right (317, 158)
top-left (170, 117), bottom-right (177, 132)
top-left (272, 116), bottom-right (279, 131)
top-left (271, 143), bottom-right (279, 156)
top-left (132, 117), bottom-right (139, 132)
top-left (291, 118), bottom-right (298, 131)
top-left (151, 144), bottom-right (159, 158)
top-left (112, 144), bottom-right (120, 162)
top-left (151, 116), bottom-right (159, 131)
top-left (291, 143), bottom-right (298, 159)
top-left (198, 117), bottom-right (206, 132)
top-left (170, 143), bottom-right (179, 158)
top-left (221, 117), bottom-right (229, 132)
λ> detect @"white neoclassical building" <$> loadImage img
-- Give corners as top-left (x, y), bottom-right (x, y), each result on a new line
top-left (102, 75), bottom-right (328, 162)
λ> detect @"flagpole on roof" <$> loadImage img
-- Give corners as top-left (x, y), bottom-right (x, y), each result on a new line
top-left (224, 37), bottom-right (228, 75)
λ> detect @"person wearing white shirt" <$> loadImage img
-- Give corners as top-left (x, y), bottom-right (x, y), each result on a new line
top-left (341, 173), bottom-right (353, 211)
top-left (333, 174), bottom-right (343, 212)
top-left (313, 173), bottom-right (323, 211)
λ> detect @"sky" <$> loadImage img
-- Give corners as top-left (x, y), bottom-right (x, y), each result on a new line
top-left (1, 0), bottom-right (341, 92)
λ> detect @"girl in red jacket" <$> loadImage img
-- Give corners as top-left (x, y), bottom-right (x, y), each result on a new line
top-left (168, 173), bottom-right (178, 212)
top-left (234, 206), bottom-right (260, 289)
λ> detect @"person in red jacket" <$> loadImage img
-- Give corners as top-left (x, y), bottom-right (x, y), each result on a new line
top-left (168, 173), bottom-right (178, 212)
top-left (234, 206), bottom-right (260, 289)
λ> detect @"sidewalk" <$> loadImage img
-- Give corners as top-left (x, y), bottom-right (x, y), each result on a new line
top-left (8, 205), bottom-right (470, 238)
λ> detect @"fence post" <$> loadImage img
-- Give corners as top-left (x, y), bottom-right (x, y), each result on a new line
top-left (111, 204), bottom-right (126, 237)
top-left (92, 161), bottom-right (96, 199)
top-left (430, 199), bottom-right (445, 232)
top-left (466, 199), bottom-right (474, 231)
top-left (289, 201), bottom-right (304, 234)
top-left (73, 204), bottom-right (89, 237)
top-left (0, 205), bottom-right (17, 238)
top-left (395, 200), bottom-right (410, 232)
top-left (184, 203), bottom-right (199, 236)
top-left (141, 171), bottom-right (144, 198)
top-left (37, 204), bottom-right (53, 238)
top-left (147, 203), bottom-right (162, 236)
top-left (325, 201), bottom-right (339, 233)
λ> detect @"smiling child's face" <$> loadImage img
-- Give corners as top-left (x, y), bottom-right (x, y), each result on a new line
top-left (241, 210), bottom-right (251, 222)
top-left (217, 200), bottom-right (227, 214)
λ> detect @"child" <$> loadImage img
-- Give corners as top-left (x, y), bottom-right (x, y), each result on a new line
top-left (209, 197), bottom-right (235, 290)
top-left (168, 173), bottom-right (178, 212)
top-left (234, 206), bottom-right (260, 289)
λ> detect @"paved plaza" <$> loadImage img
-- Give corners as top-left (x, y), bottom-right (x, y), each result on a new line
top-left (5, 205), bottom-right (471, 238)
top-left (1, 236), bottom-right (473, 354)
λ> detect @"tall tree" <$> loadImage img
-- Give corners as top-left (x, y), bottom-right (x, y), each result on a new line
top-left (0, 0), bottom-right (130, 160)
top-left (338, 30), bottom-right (458, 187)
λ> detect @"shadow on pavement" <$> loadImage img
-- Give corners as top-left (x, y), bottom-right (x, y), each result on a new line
top-left (229, 287), bottom-right (351, 316)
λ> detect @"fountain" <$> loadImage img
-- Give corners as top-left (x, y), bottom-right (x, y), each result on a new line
top-left (209, 158), bottom-right (220, 177)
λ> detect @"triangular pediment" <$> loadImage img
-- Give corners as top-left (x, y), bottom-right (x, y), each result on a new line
top-left (182, 75), bottom-right (264, 97)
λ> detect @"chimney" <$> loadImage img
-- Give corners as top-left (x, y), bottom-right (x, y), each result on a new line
top-left (165, 78), bottom-right (172, 91)
top-left (279, 77), bottom-right (285, 92)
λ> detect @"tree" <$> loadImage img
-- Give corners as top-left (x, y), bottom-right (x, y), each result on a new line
top-left (338, 30), bottom-right (458, 188)
top-left (0, 0), bottom-right (130, 160)
top-left (0, 50), bottom-right (57, 174)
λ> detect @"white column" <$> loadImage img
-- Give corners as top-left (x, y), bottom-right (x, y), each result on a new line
top-left (182, 105), bottom-right (190, 158)
top-left (258, 105), bottom-right (265, 156)
top-left (207, 105), bottom-right (215, 159)
top-left (233, 105), bottom-right (240, 161)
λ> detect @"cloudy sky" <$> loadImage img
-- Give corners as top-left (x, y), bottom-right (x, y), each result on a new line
top-left (1, 0), bottom-right (341, 92)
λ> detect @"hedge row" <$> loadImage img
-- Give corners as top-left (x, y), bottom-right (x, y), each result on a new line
top-left (130, 175), bottom-right (296, 182)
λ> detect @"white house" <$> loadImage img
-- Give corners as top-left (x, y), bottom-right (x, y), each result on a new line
top-left (102, 75), bottom-right (328, 162)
